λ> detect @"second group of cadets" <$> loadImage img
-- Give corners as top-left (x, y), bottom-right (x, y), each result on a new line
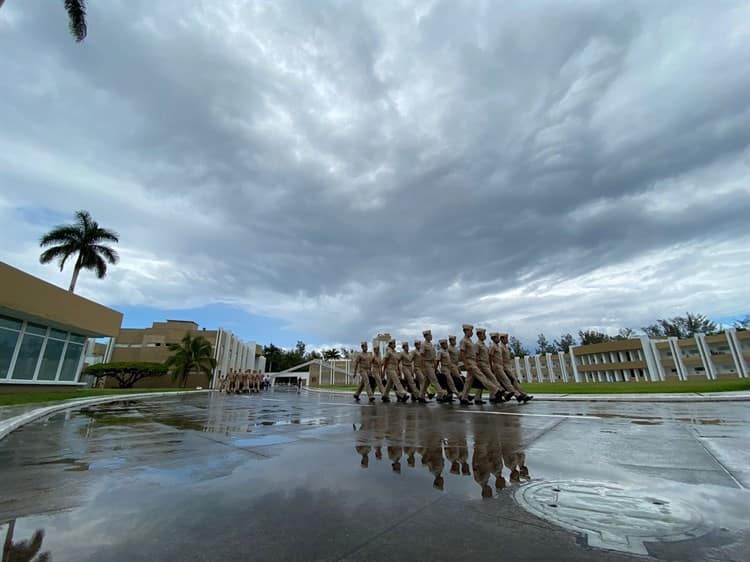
top-left (352, 323), bottom-right (533, 405)
top-left (219, 369), bottom-right (266, 394)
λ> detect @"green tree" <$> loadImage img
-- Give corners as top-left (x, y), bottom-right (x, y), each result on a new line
top-left (508, 336), bottom-right (529, 357)
top-left (578, 330), bottom-right (611, 345)
top-left (643, 312), bottom-right (717, 338)
top-left (2, 520), bottom-right (50, 562)
top-left (553, 333), bottom-right (576, 353)
top-left (165, 333), bottom-right (217, 387)
top-left (83, 362), bottom-right (167, 388)
top-left (614, 327), bottom-right (637, 340)
top-left (535, 333), bottom-right (555, 354)
top-left (322, 348), bottom-right (342, 360)
top-left (39, 210), bottom-right (119, 293)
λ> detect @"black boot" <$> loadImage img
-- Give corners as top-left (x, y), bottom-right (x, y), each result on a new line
top-left (382, 396), bottom-right (391, 403)
top-left (353, 394), bottom-right (360, 402)
top-left (460, 398), bottom-right (472, 405)
top-left (474, 399), bottom-right (486, 405)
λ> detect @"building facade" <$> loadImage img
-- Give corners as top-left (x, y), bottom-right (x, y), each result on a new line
top-left (102, 320), bottom-right (265, 388)
top-left (0, 262), bottom-right (123, 390)
top-left (513, 330), bottom-right (750, 383)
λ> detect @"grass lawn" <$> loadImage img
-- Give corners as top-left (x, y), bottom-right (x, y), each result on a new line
top-left (0, 388), bottom-right (195, 407)
top-left (314, 378), bottom-right (750, 395)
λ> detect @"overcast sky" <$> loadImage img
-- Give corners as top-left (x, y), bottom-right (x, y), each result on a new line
top-left (1, 0), bottom-right (749, 349)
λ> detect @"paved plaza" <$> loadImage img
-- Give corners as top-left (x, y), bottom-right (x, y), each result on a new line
top-left (1, 391), bottom-right (749, 561)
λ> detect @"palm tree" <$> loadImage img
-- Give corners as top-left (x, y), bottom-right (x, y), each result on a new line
top-left (0, 0), bottom-right (88, 42)
top-left (165, 333), bottom-right (217, 388)
top-left (39, 210), bottom-right (119, 293)
top-left (322, 348), bottom-right (342, 360)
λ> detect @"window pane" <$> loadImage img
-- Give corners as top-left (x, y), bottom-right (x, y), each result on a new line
top-left (37, 339), bottom-right (65, 381)
top-left (69, 334), bottom-right (86, 345)
top-left (59, 343), bottom-right (84, 381)
top-left (11, 333), bottom-right (44, 380)
top-left (49, 329), bottom-right (68, 341)
top-left (0, 315), bottom-right (22, 331)
top-left (26, 323), bottom-right (48, 336)
top-left (0, 329), bottom-right (20, 378)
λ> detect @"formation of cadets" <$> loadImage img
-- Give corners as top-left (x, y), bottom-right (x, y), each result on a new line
top-left (218, 369), bottom-right (267, 394)
top-left (355, 406), bottom-right (530, 498)
top-left (352, 324), bottom-right (533, 405)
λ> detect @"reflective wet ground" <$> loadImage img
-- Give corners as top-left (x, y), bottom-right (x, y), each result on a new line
top-left (1, 391), bottom-right (749, 561)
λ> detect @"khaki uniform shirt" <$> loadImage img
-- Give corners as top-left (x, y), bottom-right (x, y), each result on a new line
top-left (399, 351), bottom-right (412, 369)
top-left (448, 344), bottom-right (461, 369)
top-left (438, 349), bottom-right (453, 371)
top-left (384, 348), bottom-right (399, 370)
top-left (489, 342), bottom-right (503, 368)
top-left (372, 354), bottom-right (382, 373)
top-left (421, 341), bottom-right (436, 367)
top-left (501, 342), bottom-right (513, 369)
top-left (476, 340), bottom-right (490, 366)
top-left (410, 348), bottom-right (424, 371)
top-left (353, 352), bottom-right (373, 375)
top-left (460, 337), bottom-right (477, 364)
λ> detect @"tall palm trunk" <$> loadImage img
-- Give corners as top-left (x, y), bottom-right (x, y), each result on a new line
top-left (3, 519), bottom-right (15, 562)
top-left (69, 254), bottom-right (83, 292)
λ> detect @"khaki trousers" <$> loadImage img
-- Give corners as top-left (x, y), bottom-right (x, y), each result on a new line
top-left (420, 363), bottom-right (447, 398)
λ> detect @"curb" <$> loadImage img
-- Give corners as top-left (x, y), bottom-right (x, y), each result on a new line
top-left (0, 390), bottom-right (209, 442)
top-left (302, 387), bottom-right (750, 403)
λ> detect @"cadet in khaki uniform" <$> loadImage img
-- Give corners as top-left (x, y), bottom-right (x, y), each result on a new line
top-left (411, 341), bottom-right (428, 402)
top-left (419, 330), bottom-right (448, 402)
top-left (371, 346), bottom-right (389, 401)
top-left (499, 333), bottom-right (533, 402)
top-left (476, 328), bottom-right (511, 403)
top-left (352, 342), bottom-right (376, 402)
top-left (447, 335), bottom-right (468, 397)
top-left (459, 324), bottom-right (502, 405)
top-left (382, 340), bottom-right (409, 402)
top-left (488, 332), bottom-right (517, 400)
top-left (398, 342), bottom-right (420, 399)
top-left (437, 339), bottom-right (460, 397)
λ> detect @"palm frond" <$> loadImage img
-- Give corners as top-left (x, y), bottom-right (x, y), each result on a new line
top-left (91, 244), bottom-right (120, 264)
top-left (64, 0), bottom-right (87, 42)
top-left (39, 245), bottom-right (75, 266)
top-left (93, 254), bottom-right (108, 278)
top-left (39, 225), bottom-right (81, 247)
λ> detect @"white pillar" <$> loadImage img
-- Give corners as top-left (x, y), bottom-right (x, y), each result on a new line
top-left (514, 357), bottom-right (523, 383)
top-left (695, 333), bottom-right (716, 380)
top-left (544, 353), bottom-right (554, 382)
top-left (534, 355), bottom-right (543, 383)
top-left (569, 346), bottom-right (581, 382)
top-left (523, 356), bottom-right (532, 383)
top-left (104, 337), bottom-right (115, 363)
top-left (640, 336), bottom-right (661, 382)
top-left (650, 340), bottom-right (667, 381)
top-left (557, 351), bottom-right (568, 382)
top-left (247, 341), bottom-right (256, 373)
top-left (725, 328), bottom-right (748, 378)
top-left (668, 337), bottom-right (688, 381)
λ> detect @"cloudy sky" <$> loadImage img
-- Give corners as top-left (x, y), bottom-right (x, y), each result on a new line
top-left (1, 0), bottom-right (749, 350)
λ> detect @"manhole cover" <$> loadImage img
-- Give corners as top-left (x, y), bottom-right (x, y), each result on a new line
top-left (514, 480), bottom-right (708, 555)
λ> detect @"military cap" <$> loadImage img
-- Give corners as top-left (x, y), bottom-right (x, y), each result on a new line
top-left (448, 335), bottom-right (456, 340)
top-left (423, 329), bottom-right (432, 336)
top-left (360, 341), bottom-right (368, 346)
top-left (462, 323), bottom-right (473, 330)
top-left (476, 327), bottom-right (486, 334)
top-left (439, 339), bottom-right (447, 345)
top-left (490, 332), bottom-right (500, 338)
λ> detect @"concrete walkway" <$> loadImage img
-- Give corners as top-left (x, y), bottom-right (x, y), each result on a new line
top-left (304, 386), bottom-right (750, 402)
top-left (0, 390), bottom-right (207, 441)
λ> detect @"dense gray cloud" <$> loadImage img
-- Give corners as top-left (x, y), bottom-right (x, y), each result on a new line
top-left (1, 0), bottom-right (749, 346)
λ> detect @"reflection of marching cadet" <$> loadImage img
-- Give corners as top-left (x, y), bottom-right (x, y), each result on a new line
top-left (471, 419), bottom-right (494, 498)
top-left (352, 342), bottom-right (376, 402)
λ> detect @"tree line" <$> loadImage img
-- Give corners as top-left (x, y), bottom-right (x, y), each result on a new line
top-left (512, 312), bottom-right (749, 357)
top-left (262, 341), bottom-right (356, 372)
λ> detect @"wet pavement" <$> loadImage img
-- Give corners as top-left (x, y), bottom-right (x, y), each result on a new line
top-left (1, 391), bottom-right (748, 561)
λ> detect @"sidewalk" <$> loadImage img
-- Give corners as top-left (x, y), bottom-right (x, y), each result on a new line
top-left (303, 387), bottom-right (750, 403)
top-left (0, 390), bottom-right (208, 442)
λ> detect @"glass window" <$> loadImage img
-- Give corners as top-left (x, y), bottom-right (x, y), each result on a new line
top-left (49, 329), bottom-right (68, 341)
top-left (69, 334), bottom-right (86, 345)
top-left (0, 315), bottom-right (23, 331)
top-left (37, 339), bottom-right (65, 381)
top-left (25, 323), bottom-right (48, 336)
top-left (59, 343), bottom-right (84, 381)
top-left (0, 329), bottom-right (20, 378)
top-left (11, 333), bottom-right (44, 380)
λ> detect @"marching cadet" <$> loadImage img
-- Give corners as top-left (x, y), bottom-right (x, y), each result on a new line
top-left (382, 340), bottom-right (409, 402)
top-left (352, 342), bottom-right (376, 402)
top-left (475, 328), bottom-right (510, 403)
top-left (437, 339), bottom-right (460, 398)
top-left (447, 335), bottom-right (469, 398)
top-left (371, 345), bottom-right (389, 401)
top-left (488, 332), bottom-right (518, 401)
top-left (420, 329), bottom-right (449, 402)
top-left (459, 324), bottom-right (503, 405)
top-left (398, 342), bottom-right (420, 400)
top-left (411, 341), bottom-right (428, 403)
top-left (499, 333), bottom-right (533, 402)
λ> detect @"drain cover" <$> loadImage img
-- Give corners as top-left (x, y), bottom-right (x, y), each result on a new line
top-left (514, 481), bottom-right (708, 555)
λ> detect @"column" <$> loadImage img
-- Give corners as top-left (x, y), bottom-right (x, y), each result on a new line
top-left (695, 333), bottom-right (716, 380)
top-left (220, 328), bottom-right (231, 377)
top-left (514, 357), bottom-right (523, 383)
top-left (524, 356), bottom-right (533, 383)
top-left (668, 337), bottom-right (688, 381)
top-left (247, 341), bottom-right (256, 373)
top-left (640, 336), bottom-right (661, 382)
top-left (534, 354), bottom-right (543, 383)
top-left (569, 346), bottom-right (581, 382)
top-left (650, 340), bottom-right (667, 381)
top-left (725, 328), bottom-right (748, 378)
top-left (557, 351), bottom-right (568, 382)
top-left (544, 353), bottom-right (555, 382)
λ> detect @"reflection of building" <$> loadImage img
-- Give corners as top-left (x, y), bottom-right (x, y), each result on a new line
top-left (514, 331), bottom-right (750, 383)
top-left (98, 320), bottom-right (265, 388)
top-left (0, 263), bottom-right (122, 389)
